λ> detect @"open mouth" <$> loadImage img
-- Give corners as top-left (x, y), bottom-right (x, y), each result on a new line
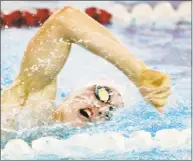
top-left (79, 108), bottom-right (94, 119)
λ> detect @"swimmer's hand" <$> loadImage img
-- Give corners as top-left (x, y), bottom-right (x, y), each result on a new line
top-left (138, 69), bottom-right (171, 113)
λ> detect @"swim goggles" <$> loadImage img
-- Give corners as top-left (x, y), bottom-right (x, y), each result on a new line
top-left (94, 85), bottom-right (116, 120)
top-left (94, 85), bottom-right (111, 103)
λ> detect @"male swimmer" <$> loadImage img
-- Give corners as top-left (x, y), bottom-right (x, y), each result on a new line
top-left (1, 7), bottom-right (171, 130)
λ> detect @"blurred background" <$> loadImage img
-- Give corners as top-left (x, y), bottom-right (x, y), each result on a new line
top-left (0, 1), bottom-right (186, 10)
top-left (1, 1), bottom-right (191, 28)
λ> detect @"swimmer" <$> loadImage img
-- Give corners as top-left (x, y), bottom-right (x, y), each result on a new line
top-left (1, 7), bottom-right (171, 130)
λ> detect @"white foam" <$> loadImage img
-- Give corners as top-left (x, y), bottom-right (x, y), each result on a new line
top-left (1, 128), bottom-right (191, 159)
top-left (1, 139), bottom-right (34, 160)
top-left (32, 137), bottom-right (65, 155)
top-left (125, 130), bottom-right (155, 151)
top-left (154, 128), bottom-right (191, 150)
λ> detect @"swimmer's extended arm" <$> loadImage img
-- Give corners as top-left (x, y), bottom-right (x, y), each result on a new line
top-left (56, 7), bottom-right (148, 86)
top-left (18, 7), bottom-right (146, 92)
top-left (18, 7), bottom-right (171, 111)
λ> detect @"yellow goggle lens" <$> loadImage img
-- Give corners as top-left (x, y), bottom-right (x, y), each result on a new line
top-left (97, 87), bottom-right (110, 102)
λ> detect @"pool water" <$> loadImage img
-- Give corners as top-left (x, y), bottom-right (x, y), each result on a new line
top-left (1, 21), bottom-right (191, 159)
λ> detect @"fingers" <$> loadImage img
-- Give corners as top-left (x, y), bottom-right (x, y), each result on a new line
top-left (140, 86), bottom-right (171, 113)
top-left (149, 97), bottom-right (167, 107)
top-left (140, 85), bottom-right (170, 96)
top-left (146, 97), bottom-right (168, 113)
top-left (139, 70), bottom-right (171, 112)
top-left (154, 89), bottom-right (171, 99)
top-left (145, 89), bottom-right (171, 99)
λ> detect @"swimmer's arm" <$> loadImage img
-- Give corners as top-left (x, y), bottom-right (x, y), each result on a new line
top-left (17, 7), bottom-right (145, 93)
top-left (56, 7), bottom-right (148, 86)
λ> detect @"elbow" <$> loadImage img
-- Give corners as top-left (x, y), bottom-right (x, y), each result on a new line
top-left (53, 6), bottom-right (81, 22)
top-left (59, 6), bottom-right (80, 15)
top-left (62, 6), bottom-right (76, 11)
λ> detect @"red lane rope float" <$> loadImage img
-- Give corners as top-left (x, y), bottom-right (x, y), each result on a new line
top-left (3, 11), bottom-right (25, 27)
top-left (22, 10), bottom-right (39, 27)
top-left (85, 7), bottom-right (112, 25)
top-left (0, 7), bottom-right (112, 29)
top-left (36, 8), bottom-right (52, 26)
top-left (1, 8), bottom-right (52, 28)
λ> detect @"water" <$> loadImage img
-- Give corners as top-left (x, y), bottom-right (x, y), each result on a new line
top-left (1, 20), bottom-right (191, 160)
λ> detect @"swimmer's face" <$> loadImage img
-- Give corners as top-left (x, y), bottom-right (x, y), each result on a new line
top-left (53, 85), bottom-right (124, 126)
